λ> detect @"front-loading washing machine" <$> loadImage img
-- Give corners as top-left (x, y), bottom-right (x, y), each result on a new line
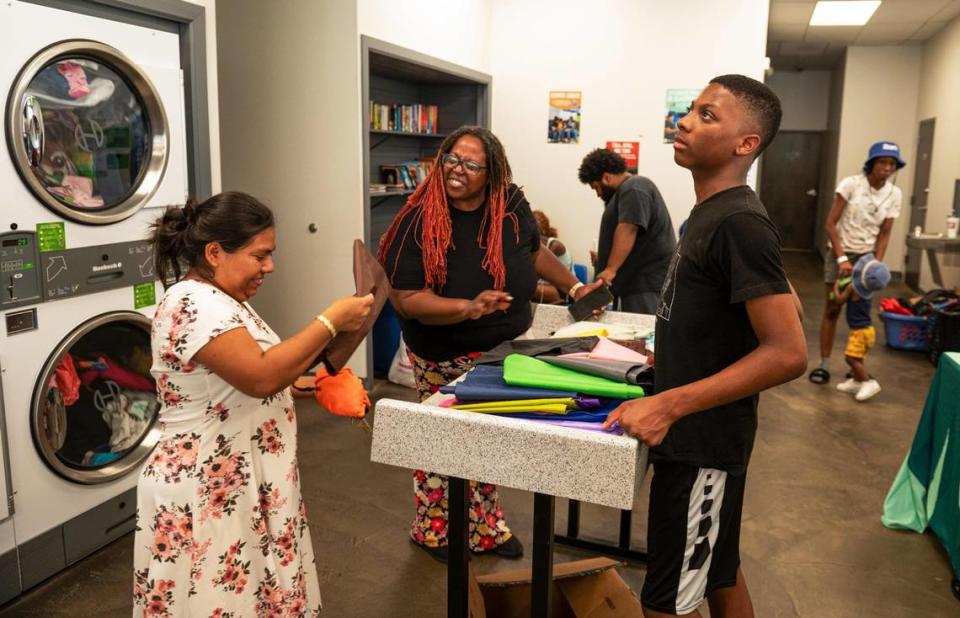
top-left (0, 0), bottom-right (190, 598)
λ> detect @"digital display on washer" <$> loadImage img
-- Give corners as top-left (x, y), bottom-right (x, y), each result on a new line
top-left (2, 238), bottom-right (29, 247)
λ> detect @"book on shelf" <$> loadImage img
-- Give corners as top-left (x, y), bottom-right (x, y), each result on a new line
top-left (369, 101), bottom-right (440, 134)
top-left (379, 158), bottom-right (436, 192)
top-left (369, 183), bottom-right (404, 194)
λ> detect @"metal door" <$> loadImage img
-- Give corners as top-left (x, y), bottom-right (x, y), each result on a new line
top-left (759, 131), bottom-right (824, 251)
top-left (906, 119), bottom-right (936, 289)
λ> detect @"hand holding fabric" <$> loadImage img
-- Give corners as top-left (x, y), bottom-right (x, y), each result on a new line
top-left (324, 293), bottom-right (374, 332)
top-left (603, 394), bottom-right (675, 446)
top-left (572, 280), bottom-right (608, 317)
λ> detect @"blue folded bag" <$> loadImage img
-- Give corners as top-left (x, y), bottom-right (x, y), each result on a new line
top-left (438, 365), bottom-right (577, 401)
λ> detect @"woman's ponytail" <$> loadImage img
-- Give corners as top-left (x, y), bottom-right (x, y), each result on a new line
top-left (148, 193), bottom-right (274, 289)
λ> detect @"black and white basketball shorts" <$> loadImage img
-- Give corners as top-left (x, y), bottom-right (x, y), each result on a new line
top-left (641, 462), bottom-right (747, 615)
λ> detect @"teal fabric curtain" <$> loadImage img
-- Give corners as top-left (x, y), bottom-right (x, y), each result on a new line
top-left (882, 352), bottom-right (960, 577)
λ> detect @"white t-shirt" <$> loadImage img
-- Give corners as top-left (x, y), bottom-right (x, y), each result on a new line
top-left (834, 174), bottom-right (902, 254)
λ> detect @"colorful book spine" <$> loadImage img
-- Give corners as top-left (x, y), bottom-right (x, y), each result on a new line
top-left (369, 101), bottom-right (440, 134)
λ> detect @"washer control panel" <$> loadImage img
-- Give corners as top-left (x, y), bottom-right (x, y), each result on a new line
top-left (0, 231), bottom-right (42, 309)
top-left (41, 239), bottom-right (155, 301)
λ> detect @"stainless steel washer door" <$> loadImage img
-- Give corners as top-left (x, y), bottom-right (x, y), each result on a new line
top-left (6, 40), bottom-right (169, 225)
top-left (32, 311), bottom-right (160, 484)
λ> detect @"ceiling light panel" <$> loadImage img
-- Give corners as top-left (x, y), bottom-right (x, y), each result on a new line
top-left (810, 1), bottom-right (882, 26)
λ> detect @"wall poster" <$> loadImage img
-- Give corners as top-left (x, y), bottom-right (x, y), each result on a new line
top-left (548, 90), bottom-right (581, 144)
top-left (606, 141), bottom-right (639, 174)
top-left (664, 88), bottom-right (700, 143)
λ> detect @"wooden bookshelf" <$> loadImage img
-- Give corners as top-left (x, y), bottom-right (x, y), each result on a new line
top-left (361, 36), bottom-right (492, 378)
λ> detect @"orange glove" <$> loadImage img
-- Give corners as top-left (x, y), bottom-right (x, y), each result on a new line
top-left (314, 367), bottom-right (370, 420)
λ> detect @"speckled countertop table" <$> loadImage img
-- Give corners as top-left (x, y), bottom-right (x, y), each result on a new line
top-left (370, 304), bottom-right (652, 510)
top-left (370, 304), bottom-right (653, 616)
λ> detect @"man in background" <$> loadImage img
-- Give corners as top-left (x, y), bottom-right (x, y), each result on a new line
top-left (578, 149), bottom-right (676, 314)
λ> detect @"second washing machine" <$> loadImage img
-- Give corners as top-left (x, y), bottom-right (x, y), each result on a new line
top-left (0, 0), bottom-right (191, 599)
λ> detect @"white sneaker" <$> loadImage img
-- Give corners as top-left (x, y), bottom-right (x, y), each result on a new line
top-left (855, 379), bottom-right (882, 402)
top-left (836, 378), bottom-right (861, 394)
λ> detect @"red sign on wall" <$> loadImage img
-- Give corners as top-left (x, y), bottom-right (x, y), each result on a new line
top-left (605, 141), bottom-right (639, 174)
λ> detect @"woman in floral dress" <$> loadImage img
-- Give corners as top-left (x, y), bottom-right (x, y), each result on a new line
top-left (134, 192), bottom-right (372, 616)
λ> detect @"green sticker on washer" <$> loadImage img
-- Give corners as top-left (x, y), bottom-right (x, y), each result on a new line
top-left (134, 282), bottom-right (156, 309)
top-left (36, 222), bottom-right (66, 252)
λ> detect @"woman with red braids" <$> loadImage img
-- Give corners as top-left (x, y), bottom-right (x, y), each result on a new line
top-left (379, 126), bottom-right (598, 562)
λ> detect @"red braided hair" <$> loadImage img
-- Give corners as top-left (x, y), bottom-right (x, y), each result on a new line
top-left (377, 127), bottom-right (518, 291)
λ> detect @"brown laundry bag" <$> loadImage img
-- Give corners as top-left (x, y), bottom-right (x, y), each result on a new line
top-left (319, 239), bottom-right (391, 374)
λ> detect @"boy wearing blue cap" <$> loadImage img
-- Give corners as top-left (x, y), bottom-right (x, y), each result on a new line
top-left (811, 140), bottom-right (905, 385)
top-left (833, 253), bottom-right (891, 401)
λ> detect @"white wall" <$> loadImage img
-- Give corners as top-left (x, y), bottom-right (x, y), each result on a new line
top-left (185, 0), bottom-right (222, 192)
top-left (766, 70), bottom-right (831, 131)
top-left (488, 0), bottom-right (770, 269)
top-left (833, 46), bottom-right (922, 274)
top-left (917, 17), bottom-right (960, 235)
top-left (218, 0), bottom-right (367, 374)
top-left (915, 17), bottom-right (960, 290)
top-left (357, 0), bottom-right (490, 72)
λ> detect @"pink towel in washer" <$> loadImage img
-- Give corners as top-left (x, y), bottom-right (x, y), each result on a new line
top-left (55, 62), bottom-right (90, 99)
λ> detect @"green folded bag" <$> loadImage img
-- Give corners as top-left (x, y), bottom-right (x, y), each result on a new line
top-left (503, 354), bottom-right (645, 400)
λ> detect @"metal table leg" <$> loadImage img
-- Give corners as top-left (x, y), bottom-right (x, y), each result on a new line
top-left (448, 477), bottom-right (469, 618)
top-left (554, 499), bottom-right (648, 563)
top-left (532, 492), bottom-right (555, 617)
top-left (926, 248), bottom-right (944, 287)
top-left (566, 497), bottom-right (580, 537)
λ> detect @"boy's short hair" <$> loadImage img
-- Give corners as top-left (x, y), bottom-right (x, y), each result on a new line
top-left (709, 74), bottom-right (782, 157)
top-left (578, 148), bottom-right (627, 184)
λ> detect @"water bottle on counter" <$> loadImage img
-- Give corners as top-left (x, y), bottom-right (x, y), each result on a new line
top-left (947, 214), bottom-right (959, 239)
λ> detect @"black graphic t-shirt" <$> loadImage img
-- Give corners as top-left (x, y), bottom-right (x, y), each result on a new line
top-left (381, 185), bottom-right (541, 361)
top-left (654, 185), bottom-right (790, 473)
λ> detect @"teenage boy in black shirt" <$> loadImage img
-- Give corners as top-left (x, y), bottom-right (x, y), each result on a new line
top-left (604, 75), bottom-right (807, 617)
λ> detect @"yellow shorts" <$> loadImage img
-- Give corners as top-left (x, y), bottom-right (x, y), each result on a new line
top-left (845, 326), bottom-right (876, 359)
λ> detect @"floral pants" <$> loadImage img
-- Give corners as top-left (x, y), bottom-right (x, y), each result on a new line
top-left (408, 351), bottom-right (513, 551)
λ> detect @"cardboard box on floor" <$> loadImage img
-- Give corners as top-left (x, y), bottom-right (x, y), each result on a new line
top-left (468, 557), bottom-right (643, 617)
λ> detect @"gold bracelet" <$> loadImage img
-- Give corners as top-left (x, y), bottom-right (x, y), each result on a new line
top-left (316, 314), bottom-right (337, 338)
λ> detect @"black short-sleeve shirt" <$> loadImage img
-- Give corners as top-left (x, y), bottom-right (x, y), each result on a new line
top-left (653, 185), bottom-right (790, 473)
top-left (596, 175), bottom-right (677, 296)
top-left (381, 185), bottom-right (541, 361)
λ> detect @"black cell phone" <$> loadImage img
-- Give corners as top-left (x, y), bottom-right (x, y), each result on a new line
top-left (567, 284), bottom-right (613, 321)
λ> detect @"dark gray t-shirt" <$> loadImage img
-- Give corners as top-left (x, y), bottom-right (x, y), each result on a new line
top-left (596, 175), bottom-right (677, 296)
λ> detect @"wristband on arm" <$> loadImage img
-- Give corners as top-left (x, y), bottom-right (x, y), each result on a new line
top-left (567, 281), bottom-right (584, 301)
top-left (316, 314), bottom-right (337, 338)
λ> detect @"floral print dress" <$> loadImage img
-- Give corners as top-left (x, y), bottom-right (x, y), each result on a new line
top-left (407, 351), bottom-right (513, 552)
top-left (133, 280), bottom-right (321, 617)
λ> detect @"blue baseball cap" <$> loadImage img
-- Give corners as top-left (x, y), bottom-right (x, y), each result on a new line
top-left (851, 253), bottom-right (891, 299)
top-left (863, 141), bottom-right (906, 173)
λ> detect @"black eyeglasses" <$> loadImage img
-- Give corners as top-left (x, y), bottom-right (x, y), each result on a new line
top-left (441, 153), bottom-right (487, 175)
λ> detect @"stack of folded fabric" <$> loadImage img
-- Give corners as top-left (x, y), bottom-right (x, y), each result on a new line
top-left (437, 337), bottom-right (652, 435)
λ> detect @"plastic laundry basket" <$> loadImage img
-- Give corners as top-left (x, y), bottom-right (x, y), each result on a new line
top-left (879, 312), bottom-right (929, 352)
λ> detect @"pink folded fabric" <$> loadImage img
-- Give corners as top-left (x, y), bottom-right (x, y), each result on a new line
top-left (560, 337), bottom-right (648, 364)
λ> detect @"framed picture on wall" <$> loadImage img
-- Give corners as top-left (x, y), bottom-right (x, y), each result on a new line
top-left (548, 90), bottom-right (581, 144)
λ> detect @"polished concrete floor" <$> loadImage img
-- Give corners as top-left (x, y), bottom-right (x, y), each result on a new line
top-left (2, 252), bottom-right (957, 617)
